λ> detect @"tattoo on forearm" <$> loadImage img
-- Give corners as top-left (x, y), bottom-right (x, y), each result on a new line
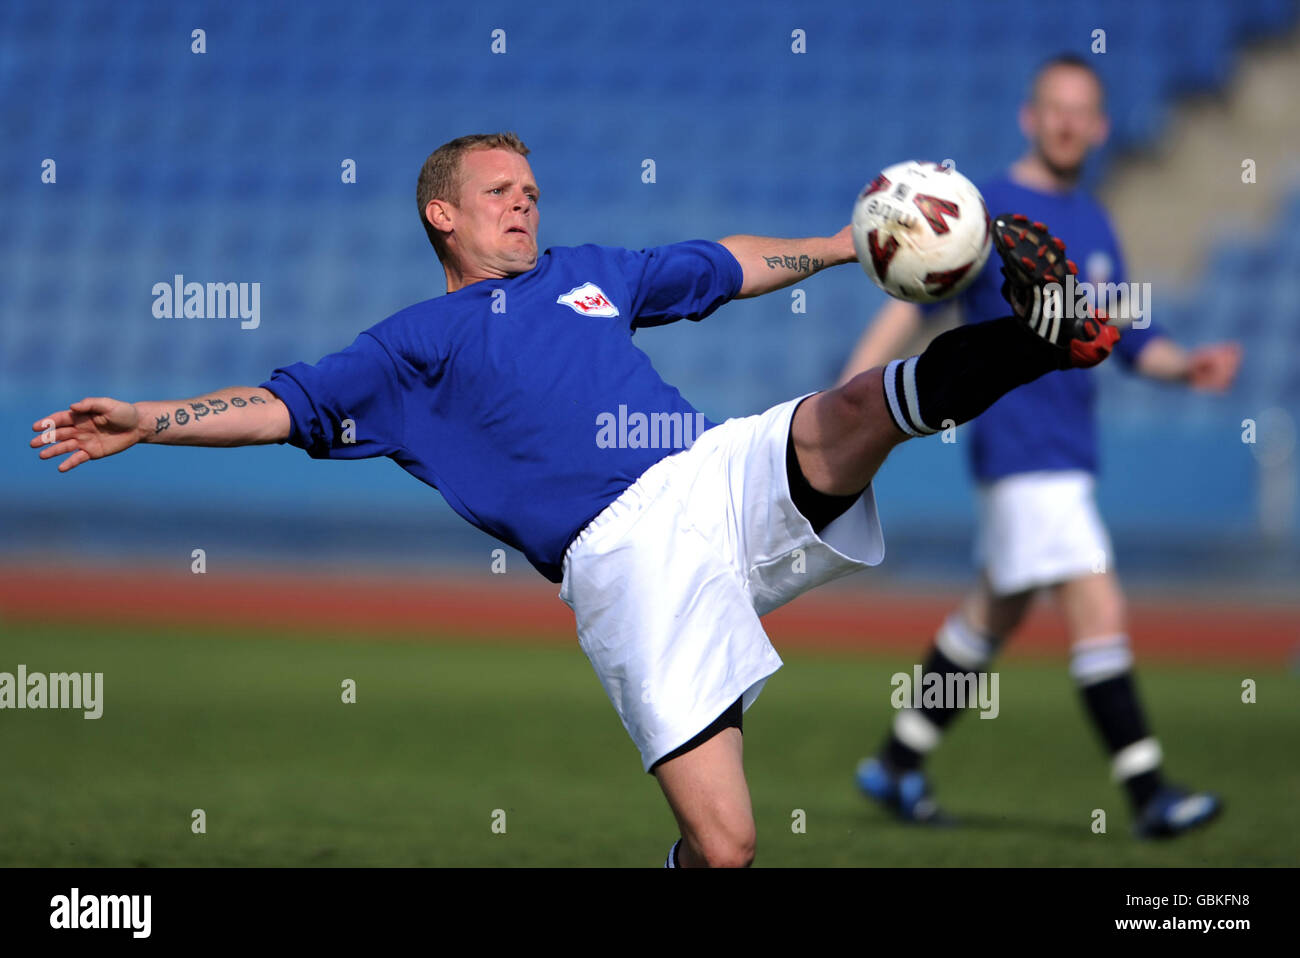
top-left (166, 395), bottom-right (261, 429)
top-left (763, 254), bottom-right (825, 273)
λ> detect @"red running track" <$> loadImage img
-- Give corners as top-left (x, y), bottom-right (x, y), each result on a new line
top-left (0, 564), bottom-right (1295, 665)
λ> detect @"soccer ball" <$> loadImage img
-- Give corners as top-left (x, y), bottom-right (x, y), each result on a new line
top-left (851, 160), bottom-right (992, 304)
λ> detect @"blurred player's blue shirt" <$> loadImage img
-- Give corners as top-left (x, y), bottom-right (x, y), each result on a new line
top-left (924, 174), bottom-right (1163, 481)
top-left (262, 240), bottom-right (741, 582)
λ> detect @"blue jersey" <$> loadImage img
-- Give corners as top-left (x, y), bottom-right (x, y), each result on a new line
top-left (924, 174), bottom-right (1163, 480)
top-left (262, 241), bottom-right (742, 582)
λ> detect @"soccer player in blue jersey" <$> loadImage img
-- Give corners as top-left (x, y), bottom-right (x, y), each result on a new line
top-left (841, 56), bottom-right (1241, 838)
top-left (32, 131), bottom-right (1117, 866)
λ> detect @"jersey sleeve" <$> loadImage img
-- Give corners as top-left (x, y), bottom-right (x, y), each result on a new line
top-left (261, 331), bottom-right (407, 459)
top-left (618, 240), bottom-right (744, 329)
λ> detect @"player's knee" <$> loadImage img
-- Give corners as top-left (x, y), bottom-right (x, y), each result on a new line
top-left (802, 372), bottom-right (903, 481)
top-left (1071, 574), bottom-right (1127, 637)
top-left (692, 824), bottom-right (756, 868)
top-left (1102, 582), bottom-right (1128, 630)
top-left (834, 367), bottom-right (885, 426)
top-left (1096, 600), bottom-right (1126, 635)
top-left (987, 591), bottom-right (1034, 637)
top-left (699, 838), bottom-right (755, 869)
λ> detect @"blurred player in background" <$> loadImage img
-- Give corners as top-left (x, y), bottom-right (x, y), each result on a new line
top-left (841, 55), bottom-right (1241, 837)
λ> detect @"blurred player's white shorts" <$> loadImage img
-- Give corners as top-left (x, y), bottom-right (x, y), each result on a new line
top-left (975, 469), bottom-right (1113, 596)
top-left (559, 393), bottom-right (885, 772)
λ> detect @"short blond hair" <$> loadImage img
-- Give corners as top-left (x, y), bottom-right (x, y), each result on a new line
top-left (416, 132), bottom-right (531, 252)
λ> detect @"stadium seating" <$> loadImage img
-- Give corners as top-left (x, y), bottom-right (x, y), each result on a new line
top-left (2, 0), bottom-right (1296, 568)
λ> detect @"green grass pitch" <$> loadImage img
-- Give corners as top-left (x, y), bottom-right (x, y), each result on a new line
top-left (1, 622), bottom-right (1295, 866)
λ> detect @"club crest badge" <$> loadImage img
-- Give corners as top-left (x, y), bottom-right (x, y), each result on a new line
top-left (557, 283), bottom-right (619, 317)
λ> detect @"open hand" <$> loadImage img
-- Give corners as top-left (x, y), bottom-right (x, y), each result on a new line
top-left (1187, 343), bottom-right (1242, 393)
top-left (30, 397), bottom-right (142, 472)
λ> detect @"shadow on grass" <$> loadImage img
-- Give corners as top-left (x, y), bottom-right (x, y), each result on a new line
top-left (939, 811), bottom-right (1090, 842)
top-left (828, 802), bottom-right (1094, 844)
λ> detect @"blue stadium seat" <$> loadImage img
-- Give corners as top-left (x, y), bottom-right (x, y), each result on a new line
top-left (1, 0), bottom-right (1296, 551)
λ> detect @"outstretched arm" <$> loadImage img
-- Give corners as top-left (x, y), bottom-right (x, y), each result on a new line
top-left (1134, 338), bottom-right (1242, 392)
top-left (837, 298), bottom-right (925, 385)
top-left (718, 225), bottom-right (856, 299)
top-left (31, 386), bottom-right (290, 472)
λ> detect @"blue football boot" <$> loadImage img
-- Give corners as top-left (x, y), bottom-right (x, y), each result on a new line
top-left (1134, 785), bottom-right (1222, 839)
top-left (856, 756), bottom-right (953, 825)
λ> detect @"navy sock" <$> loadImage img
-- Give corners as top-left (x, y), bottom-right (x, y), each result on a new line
top-left (881, 616), bottom-right (998, 772)
top-left (881, 316), bottom-right (1062, 438)
top-left (882, 647), bottom-right (972, 771)
top-left (1080, 672), bottom-right (1164, 808)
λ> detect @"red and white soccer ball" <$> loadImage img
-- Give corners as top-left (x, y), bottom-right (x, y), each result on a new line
top-left (851, 160), bottom-right (992, 304)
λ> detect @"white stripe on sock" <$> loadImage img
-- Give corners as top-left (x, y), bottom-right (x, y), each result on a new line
top-left (901, 356), bottom-right (936, 435)
top-left (1070, 634), bottom-right (1134, 687)
top-left (936, 614), bottom-right (994, 670)
top-left (1112, 737), bottom-right (1162, 782)
top-left (664, 838), bottom-right (680, 868)
top-left (893, 709), bottom-right (941, 753)
top-left (883, 359), bottom-right (923, 438)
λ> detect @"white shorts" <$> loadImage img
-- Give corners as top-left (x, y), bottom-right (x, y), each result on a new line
top-left (975, 470), bottom-right (1112, 596)
top-left (559, 394), bottom-right (886, 772)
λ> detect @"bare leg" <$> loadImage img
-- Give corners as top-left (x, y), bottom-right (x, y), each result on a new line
top-left (789, 368), bottom-right (907, 495)
top-left (794, 314), bottom-right (1068, 495)
top-left (653, 728), bottom-right (755, 868)
top-left (1052, 570), bottom-right (1164, 803)
top-left (962, 570), bottom-right (1037, 640)
top-left (1052, 570), bottom-right (1126, 642)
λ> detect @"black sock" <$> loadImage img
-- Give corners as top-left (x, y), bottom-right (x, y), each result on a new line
top-left (881, 316), bottom-right (1063, 438)
top-left (884, 733), bottom-right (925, 772)
top-left (1080, 672), bottom-right (1164, 808)
top-left (1125, 769), bottom-right (1163, 809)
top-left (882, 644), bottom-right (985, 772)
